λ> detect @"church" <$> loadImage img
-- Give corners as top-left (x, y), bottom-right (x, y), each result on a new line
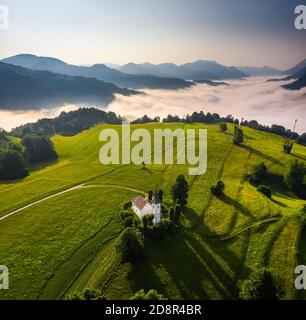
top-left (131, 193), bottom-right (161, 224)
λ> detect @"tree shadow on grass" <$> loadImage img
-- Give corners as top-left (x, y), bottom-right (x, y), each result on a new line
top-left (218, 194), bottom-right (254, 219)
top-left (138, 233), bottom-right (236, 299)
top-left (240, 145), bottom-right (283, 167)
top-left (262, 173), bottom-right (296, 199)
top-left (262, 219), bottom-right (286, 266)
top-left (271, 198), bottom-right (289, 208)
top-left (28, 159), bottom-right (59, 172)
top-left (126, 258), bottom-right (168, 298)
top-left (181, 207), bottom-right (253, 297)
top-left (291, 153), bottom-right (306, 162)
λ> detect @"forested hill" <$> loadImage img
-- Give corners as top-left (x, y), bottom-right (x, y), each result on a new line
top-left (0, 62), bottom-right (138, 110)
top-left (10, 108), bottom-right (122, 137)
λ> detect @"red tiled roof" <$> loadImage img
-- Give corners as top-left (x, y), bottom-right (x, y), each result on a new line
top-left (132, 196), bottom-right (150, 210)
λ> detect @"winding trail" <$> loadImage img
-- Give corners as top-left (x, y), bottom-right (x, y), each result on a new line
top-left (0, 184), bottom-right (84, 222)
top-left (0, 183), bottom-right (145, 223)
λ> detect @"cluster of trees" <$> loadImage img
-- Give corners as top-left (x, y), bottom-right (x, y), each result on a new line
top-left (239, 268), bottom-right (283, 300)
top-left (67, 288), bottom-right (166, 301)
top-left (0, 129), bottom-right (58, 180)
top-left (117, 175), bottom-right (190, 263)
top-left (130, 289), bottom-right (166, 300)
top-left (116, 227), bottom-right (145, 263)
top-left (163, 111), bottom-right (306, 147)
top-left (248, 163), bottom-right (272, 198)
top-left (131, 115), bottom-right (160, 124)
top-left (0, 130), bottom-right (29, 180)
top-left (11, 108), bottom-right (122, 137)
top-left (21, 134), bottom-right (58, 163)
top-left (67, 288), bottom-right (107, 301)
top-left (247, 160), bottom-right (305, 199)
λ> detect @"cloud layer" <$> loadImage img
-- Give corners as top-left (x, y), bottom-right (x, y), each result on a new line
top-left (107, 77), bottom-right (306, 133)
top-left (1, 77), bottom-right (305, 134)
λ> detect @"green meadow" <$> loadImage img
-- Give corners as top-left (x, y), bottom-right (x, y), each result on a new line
top-left (0, 123), bottom-right (305, 300)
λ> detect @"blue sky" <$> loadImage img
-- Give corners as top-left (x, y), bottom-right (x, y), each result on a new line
top-left (0, 0), bottom-right (305, 68)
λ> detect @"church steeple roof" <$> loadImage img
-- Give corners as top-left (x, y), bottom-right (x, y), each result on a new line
top-left (152, 192), bottom-right (161, 205)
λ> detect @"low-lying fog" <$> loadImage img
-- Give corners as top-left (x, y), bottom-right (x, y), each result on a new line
top-left (1, 77), bottom-right (305, 133)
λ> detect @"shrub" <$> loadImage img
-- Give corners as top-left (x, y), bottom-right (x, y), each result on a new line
top-left (124, 216), bottom-right (137, 228)
top-left (67, 288), bottom-right (107, 300)
top-left (116, 227), bottom-right (144, 263)
top-left (219, 122), bottom-right (228, 133)
top-left (123, 201), bottom-right (132, 210)
top-left (120, 211), bottom-right (134, 221)
top-left (257, 185), bottom-right (272, 199)
top-left (130, 289), bottom-right (166, 301)
top-left (211, 181), bottom-right (225, 196)
top-left (239, 268), bottom-right (282, 300)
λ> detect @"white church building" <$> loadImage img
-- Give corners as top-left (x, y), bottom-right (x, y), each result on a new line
top-left (131, 193), bottom-right (161, 224)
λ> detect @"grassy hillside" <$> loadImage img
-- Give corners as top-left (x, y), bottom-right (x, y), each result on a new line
top-left (0, 123), bottom-right (305, 300)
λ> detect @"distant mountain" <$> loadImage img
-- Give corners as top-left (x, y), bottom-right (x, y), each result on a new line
top-left (0, 62), bottom-right (138, 110)
top-left (104, 63), bottom-right (121, 70)
top-left (1, 54), bottom-right (192, 90)
top-left (283, 58), bottom-right (306, 75)
top-left (237, 66), bottom-right (280, 76)
top-left (120, 60), bottom-right (247, 80)
top-left (282, 67), bottom-right (306, 90)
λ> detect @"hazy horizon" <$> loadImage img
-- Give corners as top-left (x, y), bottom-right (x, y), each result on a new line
top-left (0, 0), bottom-right (305, 69)
top-left (1, 77), bottom-right (306, 134)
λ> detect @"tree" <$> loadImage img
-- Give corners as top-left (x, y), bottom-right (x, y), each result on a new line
top-left (233, 126), bottom-right (244, 145)
top-left (130, 289), bottom-right (166, 300)
top-left (284, 160), bottom-right (305, 192)
top-left (257, 185), bottom-right (272, 199)
top-left (211, 180), bottom-right (225, 196)
top-left (171, 175), bottom-right (189, 206)
top-left (239, 268), bottom-right (282, 300)
top-left (148, 191), bottom-right (153, 202)
top-left (116, 227), bottom-right (144, 263)
top-left (21, 134), bottom-right (58, 164)
top-left (249, 162), bottom-right (268, 185)
top-left (158, 189), bottom-right (164, 202)
top-left (283, 140), bottom-right (294, 154)
top-left (219, 122), bottom-right (228, 133)
top-left (0, 150), bottom-right (29, 180)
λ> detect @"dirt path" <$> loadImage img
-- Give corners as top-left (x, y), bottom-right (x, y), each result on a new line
top-left (0, 183), bottom-right (145, 223)
top-left (0, 184), bottom-right (84, 222)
